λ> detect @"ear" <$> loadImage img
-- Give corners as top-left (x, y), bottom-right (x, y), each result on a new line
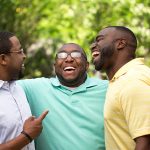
top-left (117, 39), bottom-right (127, 50)
top-left (0, 54), bottom-right (7, 65)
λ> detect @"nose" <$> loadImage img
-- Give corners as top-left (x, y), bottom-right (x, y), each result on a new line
top-left (90, 42), bottom-right (97, 51)
top-left (22, 52), bottom-right (26, 59)
top-left (65, 54), bottom-right (74, 62)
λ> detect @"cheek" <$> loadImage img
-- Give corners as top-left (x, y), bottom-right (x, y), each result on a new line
top-left (79, 60), bottom-right (88, 71)
top-left (97, 41), bottom-right (104, 48)
top-left (77, 59), bottom-right (87, 68)
top-left (54, 64), bottom-right (60, 73)
top-left (55, 60), bottom-right (63, 68)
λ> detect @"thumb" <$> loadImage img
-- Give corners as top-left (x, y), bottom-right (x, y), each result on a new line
top-left (37, 110), bottom-right (49, 122)
top-left (26, 116), bottom-right (36, 121)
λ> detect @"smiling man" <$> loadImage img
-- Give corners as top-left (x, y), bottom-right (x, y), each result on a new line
top-left (18, 43), bottom-right (108, 150)
top-left (55, 43), bottom-right (88, 87)
top-left (91, 26), bottom-right (150, 150)
top-left (0, 31), bottom-right (48, 150)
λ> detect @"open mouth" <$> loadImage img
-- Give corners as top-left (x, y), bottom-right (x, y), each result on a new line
top-left (64, 66), bottom-right (75, 72)
top-left (21, 64), bottom-right (25, 72)
top-left (92, 51), bottom-right (100, 58)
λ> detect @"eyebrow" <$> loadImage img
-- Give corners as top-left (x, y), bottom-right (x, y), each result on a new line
top-left (95, 35), bottom-right (104, 41)
top-left (90, 43), bottom-right (97, 49)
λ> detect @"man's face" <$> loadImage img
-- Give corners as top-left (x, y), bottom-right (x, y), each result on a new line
top-left (91, 28), bottom-right (117, 71)
top-left (54, 43), bottom-right (89, 87)
top-left (7, 36), bottom-right (26, 80)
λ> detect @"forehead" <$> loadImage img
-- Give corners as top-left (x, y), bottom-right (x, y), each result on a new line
top-left (59, 44), bottom-right (83, 53)
top-left (97, 27), bottom-right (116, 38)
top-left (9, 36), bottom-right (21, 49)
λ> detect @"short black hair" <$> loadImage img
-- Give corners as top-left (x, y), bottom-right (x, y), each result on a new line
top-left (0, 31), bottom-right (15, 54)
top-left (106, 26), bottom-right (137, 50)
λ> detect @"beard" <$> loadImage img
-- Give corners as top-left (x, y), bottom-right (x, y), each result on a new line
top-left (94, 43), bottom-right (115, 71)
top-left (56, 69), bottom-right (87, 87)
top-left (9, 66), bottom-right (25, 81)
top-left (12, 67), bottom-right (25, 80)
top-left (17, 65), bottom-right (25, 79)
top-left (18, 69), bottom-right (24, 79)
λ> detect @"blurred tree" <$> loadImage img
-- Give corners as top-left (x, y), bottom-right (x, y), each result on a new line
top-left (0, 0), bottom-right (149, 78)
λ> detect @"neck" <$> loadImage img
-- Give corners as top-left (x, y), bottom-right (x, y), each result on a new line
top-left (59, 74), bottom-right (87, 88)
top-left (0, 70), bottom-right (10, 81)
top-left (106, 57), bottom-right (133, 80)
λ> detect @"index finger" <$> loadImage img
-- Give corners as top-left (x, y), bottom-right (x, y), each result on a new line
top-left (37, 110), bottom-right (49, 122)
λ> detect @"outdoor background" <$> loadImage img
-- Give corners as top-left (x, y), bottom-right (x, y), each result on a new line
top-left (0, 0), bottom-right (149, 78)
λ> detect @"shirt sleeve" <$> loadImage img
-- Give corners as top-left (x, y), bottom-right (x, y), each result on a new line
top-left (120, 79), bottom-right (150, 139)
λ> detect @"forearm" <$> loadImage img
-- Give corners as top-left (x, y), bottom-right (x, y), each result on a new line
top-left (135, 135), bottom-right (150, 150)
top-left (135, 144), bottom-right (150, 150)
top-left (0, 133), bottom-right (30, 150)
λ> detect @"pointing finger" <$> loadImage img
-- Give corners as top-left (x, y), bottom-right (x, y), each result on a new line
top-left (37, 110), bottom-right (49, 122)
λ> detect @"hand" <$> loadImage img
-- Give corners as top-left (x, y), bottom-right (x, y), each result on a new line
top-left (23, 110), bottom-right (49, 139)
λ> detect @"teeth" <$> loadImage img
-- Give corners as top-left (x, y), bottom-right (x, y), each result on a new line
top-left (92, 51), bottom-right (100, 57)
top-left (64, 66), bottom-right (75, 71)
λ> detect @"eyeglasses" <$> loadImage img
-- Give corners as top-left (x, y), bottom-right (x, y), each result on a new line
top-left (56, 51), bottom-right (82, 59)
top-left (9, 49), bottom-right (24, 54)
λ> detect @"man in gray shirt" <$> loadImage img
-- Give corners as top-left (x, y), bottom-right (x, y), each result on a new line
top-left (0, 31), bottom-right (48, 150)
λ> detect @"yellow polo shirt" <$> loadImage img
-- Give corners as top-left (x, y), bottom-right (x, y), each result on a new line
top-left (104, 58), bottom-right (150, 150)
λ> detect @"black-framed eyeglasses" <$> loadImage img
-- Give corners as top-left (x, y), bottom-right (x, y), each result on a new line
top-left (9, 48), bottom-right (24, 54)
top-left (56, 51), bottom-right (82, 59)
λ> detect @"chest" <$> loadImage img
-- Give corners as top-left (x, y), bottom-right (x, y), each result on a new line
top-left (27, 85), bottom-right (106, 127)
top-left (0, 88), bottom-right (31, 126)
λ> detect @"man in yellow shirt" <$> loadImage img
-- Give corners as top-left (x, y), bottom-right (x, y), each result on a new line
top-left (90, 26), bottom-right (150, 150)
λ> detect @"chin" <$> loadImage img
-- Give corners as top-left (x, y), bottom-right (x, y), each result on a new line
top-left (64, 77), bottom-right (76, 82)
top-left (58, 74), bottom-right (75, 82)
top-left (95, 66), bottom-right (101, 71)
top-left (94, 61), bottom-right (100, 70)
top-left (94, 63), bottom-right (104, 71)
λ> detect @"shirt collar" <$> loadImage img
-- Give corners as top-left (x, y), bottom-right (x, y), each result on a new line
top-left (111, 58), bottom-right (144, 82)
top-left (0, 80), bottom-right (16, 89)
top-left (0, 80), bottom-right (5, 88)
top-left (50, 76), bottom-right (61, 86)
top-left (50, 75), bottom-right (98, 90)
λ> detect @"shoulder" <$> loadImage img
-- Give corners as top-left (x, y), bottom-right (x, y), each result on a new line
top-left (15, 82), bottom-right (26, 93)
top-left (118, 64), bottom-right (150, 91)
top-left (119, 66), bottom-right (150, 101)
top-left (127, 64), bottom-right (150, 84)
top-left (88, 77), bottom-right (109, 88)
top-left (89, 77), bottom-right (108, 84)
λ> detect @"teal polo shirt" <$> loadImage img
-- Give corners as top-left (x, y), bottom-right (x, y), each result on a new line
top-left (18, 76), bottom-right (108, 150)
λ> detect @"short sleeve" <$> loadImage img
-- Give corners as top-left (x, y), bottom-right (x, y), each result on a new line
top-left (120, 79), bottom-right (150, 139)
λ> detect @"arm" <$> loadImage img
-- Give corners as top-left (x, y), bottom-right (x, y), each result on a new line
top-left (0, 110), bottom-right (48, 150)
top-left (0, 134), bottom-right (30, 150)
top-left (135, 135), bottom-right (150, 150)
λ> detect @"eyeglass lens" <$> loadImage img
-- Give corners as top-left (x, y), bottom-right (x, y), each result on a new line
top-left (57, 52), bottom-right (81, 59)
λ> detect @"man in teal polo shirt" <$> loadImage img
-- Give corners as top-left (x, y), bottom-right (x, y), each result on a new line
top-left (18, 43), bottom-right (108, 150)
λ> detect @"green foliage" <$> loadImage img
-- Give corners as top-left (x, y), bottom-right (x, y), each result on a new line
top-left (0, 0), bottom-right (150, 77)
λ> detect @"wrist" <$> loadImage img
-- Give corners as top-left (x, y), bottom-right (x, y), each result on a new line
top-left (21, 131), bottom-right (33, 143)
